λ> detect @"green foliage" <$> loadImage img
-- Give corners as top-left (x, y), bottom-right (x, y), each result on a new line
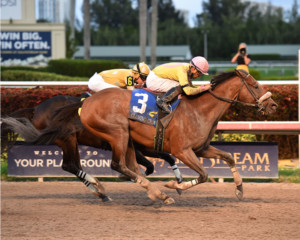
top-left (260, 76), bottom-right (298, 80)
top-left (277, 168), bottom-right (300, 183)
top-left (91, 26), bottom-right (139, 45)
top-left (86, 0), bottom-right (187, 47)
top-left (249, 68), bottom-right (260, 80)
top-left (73, 0), bottom-right (300, 60)
top-left (1, 70), bottom-right (87, 81)
top-left (65, 25), bottom-right (79, 59)
top-left (1, 66), bottom-right (48, 72)
top-left (47, 59), bottom-right (128, 77)
top-left (224, 67), bottom-right (261, 79)
top-left (90, 0), bottom-right (138, 29)
top-left (250, 54), bottom-right (281, 60)
top-left (212, 134), bottom-right (257, 141)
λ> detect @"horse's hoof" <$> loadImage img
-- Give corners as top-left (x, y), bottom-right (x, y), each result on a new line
top-left (164, 197), bottom-right (175, 205)
top-left (100, 195), bottom-right (113, 202)
top-left (176, 189), bottom-right (182, 195)
top-left (164, 180), bottom-right (177, 189)
top-left (235, 184), bottom-right (243, 200)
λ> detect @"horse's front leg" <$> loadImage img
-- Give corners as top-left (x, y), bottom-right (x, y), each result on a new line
top-left (196, 145), bottom-right (243, 200)
top-left (165, 148), bottom-right (208, 191)
top-left (111, 138), bottom-right (175, 205)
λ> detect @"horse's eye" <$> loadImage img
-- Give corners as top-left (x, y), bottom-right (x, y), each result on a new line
top-left (254, 84), bottom-right (259, 89)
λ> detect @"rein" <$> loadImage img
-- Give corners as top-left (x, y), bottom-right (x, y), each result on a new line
top-left (208, 73), bottom-right (272, 112)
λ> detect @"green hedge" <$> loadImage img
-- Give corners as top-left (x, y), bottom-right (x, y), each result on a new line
top-left (1, 70), bottom-right (87, 81)
top-left (1, 66), bottom-right (48, 72)
top-left (261, 76), bottom-right (298, 80)
top-left (225, 68), bottom-right (261, 80)
top-left (47, 59), bottom-right (129, 77)
top-left (250, 54), bottom-right (281, 60)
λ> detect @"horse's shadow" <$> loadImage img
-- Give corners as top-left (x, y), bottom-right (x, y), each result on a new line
top-left (4, 190), bottom-right (291, 210)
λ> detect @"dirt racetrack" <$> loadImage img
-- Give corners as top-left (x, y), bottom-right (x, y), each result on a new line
top-left (1, 181), bottom-right (300, 240)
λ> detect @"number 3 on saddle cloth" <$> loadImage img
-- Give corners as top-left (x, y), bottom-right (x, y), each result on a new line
top-left (128, 89), bottom-right (181, 127)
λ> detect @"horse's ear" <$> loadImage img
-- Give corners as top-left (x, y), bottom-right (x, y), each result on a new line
top-left (235, 69), bottom-right (247, 78)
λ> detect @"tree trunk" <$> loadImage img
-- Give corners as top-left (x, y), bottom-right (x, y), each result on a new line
top-left (83, 0), bottom-right (90, 60)
top-left (70, 0), bottom-right (75, 40)
top-left (139, 0), bottom-right (147, 62)
top-left (151, 0), bottom-right (158, 68)
top-left (70, 0), bottom-right (76, 58)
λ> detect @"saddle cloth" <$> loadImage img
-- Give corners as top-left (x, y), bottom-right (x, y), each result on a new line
top-left (128, 89), bottom-right (180, 127)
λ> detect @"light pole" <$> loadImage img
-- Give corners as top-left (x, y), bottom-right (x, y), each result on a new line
top-left (202, 30), bottom-right (208, 59)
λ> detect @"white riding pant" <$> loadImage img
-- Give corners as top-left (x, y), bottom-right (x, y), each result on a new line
top-left (88, 72), bottom-right (118, 92)
top-left (146, 71), bottom-right (180, 92)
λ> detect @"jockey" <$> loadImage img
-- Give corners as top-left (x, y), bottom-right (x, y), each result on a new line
top-left (88, 62), bottom-right (150, 92)
top-left (146, 56), bottom-right (212, 113)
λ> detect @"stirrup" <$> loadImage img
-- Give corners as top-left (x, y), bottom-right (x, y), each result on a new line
top-left (160, 103), bottom-right (171, 113)
top-left (157, 100), bottom-right (170, 113)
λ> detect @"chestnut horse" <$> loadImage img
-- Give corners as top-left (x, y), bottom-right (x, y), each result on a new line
top-left (4, 70), bottom-right (277, 204)
top-left (79, 69), bottom-right (277, 204)
top-left (2, 95), bottom-right (183, 202)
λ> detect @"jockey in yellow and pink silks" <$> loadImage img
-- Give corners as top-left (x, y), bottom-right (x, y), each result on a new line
top-left (146, 56), bottom-right (212, 113)
top-left (88, 62), bottom-right (150, 92)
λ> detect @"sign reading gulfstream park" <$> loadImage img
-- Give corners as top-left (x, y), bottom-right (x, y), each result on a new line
top-left (0, 31), bottom-right (51, 62)
top-left (8, 142), bottom-right (278, 178)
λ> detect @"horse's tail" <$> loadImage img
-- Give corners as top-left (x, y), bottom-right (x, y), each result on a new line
top-left (1, 117), bottom-right (42, 143)
top-left (2, 101), bottom-right (83, 145)
top-left (1, 108), bottom-right (35, 152)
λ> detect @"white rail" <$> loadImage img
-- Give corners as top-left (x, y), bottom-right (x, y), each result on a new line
top-left (0, 80), bottom-right (298, 87)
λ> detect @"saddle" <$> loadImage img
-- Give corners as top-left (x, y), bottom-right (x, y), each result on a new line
top-left (128, 89), bottom-right (181, 152)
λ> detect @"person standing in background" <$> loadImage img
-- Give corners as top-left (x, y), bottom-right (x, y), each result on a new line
top-left (231, 43), bottom-right (251, 73)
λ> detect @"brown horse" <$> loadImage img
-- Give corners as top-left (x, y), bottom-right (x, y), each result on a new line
top-left (78, 69), bottom-right (277, 203)
top-left (4, 69), bottom-right (277, 204)
top-left (2, 95), bottom-right (183, 202)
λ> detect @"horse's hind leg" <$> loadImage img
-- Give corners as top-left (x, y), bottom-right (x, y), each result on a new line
top-left (158, 153), bottom-right (183, 183)
top-left (157, 153), bottom-right (183, 195)
top-left (135, 150), bottom-right (154, 176)
top-left (197, 145), bottom-right (243, 200)
top-left (55, 137), bottom-right (111, 202)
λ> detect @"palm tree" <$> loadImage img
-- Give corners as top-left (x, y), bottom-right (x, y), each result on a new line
top-left (151, 0), bottom-right (158, 68)
top-left (69, 0), bottom-right (76, 58)
top-left (139, 0), bottom-right (147, 62)
top-left (83, 0), bottom-right (90, 59)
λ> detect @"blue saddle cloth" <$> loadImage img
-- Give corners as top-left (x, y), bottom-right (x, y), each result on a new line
top-left (128, 89), bottom-right (180, 127)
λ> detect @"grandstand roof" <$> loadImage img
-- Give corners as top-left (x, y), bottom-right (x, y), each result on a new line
top-left (247, 44), bottom-right (300, 56)
top-left (74, 45), bottom-right (192, 60)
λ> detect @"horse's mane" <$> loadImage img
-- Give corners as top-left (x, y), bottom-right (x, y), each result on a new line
top-left (210, 71), bottom-right (237, 90)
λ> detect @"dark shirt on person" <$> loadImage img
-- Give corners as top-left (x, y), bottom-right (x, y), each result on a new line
top-left (237, 54), bottom-right (251, 65)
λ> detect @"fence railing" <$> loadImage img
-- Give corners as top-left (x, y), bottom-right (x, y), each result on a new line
top-left (0, 80), bottom-right (298, 87)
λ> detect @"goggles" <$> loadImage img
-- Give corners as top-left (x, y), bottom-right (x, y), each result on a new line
top-left (139, 74), bottom-right (147, 81)
top-left (134, 64), bottom-right (148, 81)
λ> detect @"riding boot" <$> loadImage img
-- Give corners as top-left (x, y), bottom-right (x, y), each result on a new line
top-left (157, 86), bottom-right (182, 113)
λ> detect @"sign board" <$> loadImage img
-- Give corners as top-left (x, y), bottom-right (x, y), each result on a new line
top-left (0, 31), bottom-right (51, 63)
top-left (1, 0), bottom-right (22, 20)
top-left (7, 142), bottom-right (278, 178)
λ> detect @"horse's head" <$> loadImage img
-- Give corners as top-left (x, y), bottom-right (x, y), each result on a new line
top-left (234, 69), bottom-right (278, 115)
top-left (210, 70), bottom-right (277, 115)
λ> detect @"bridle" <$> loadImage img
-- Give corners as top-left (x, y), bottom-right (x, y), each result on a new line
top-left (208, 73), bottom-right (272, 112)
